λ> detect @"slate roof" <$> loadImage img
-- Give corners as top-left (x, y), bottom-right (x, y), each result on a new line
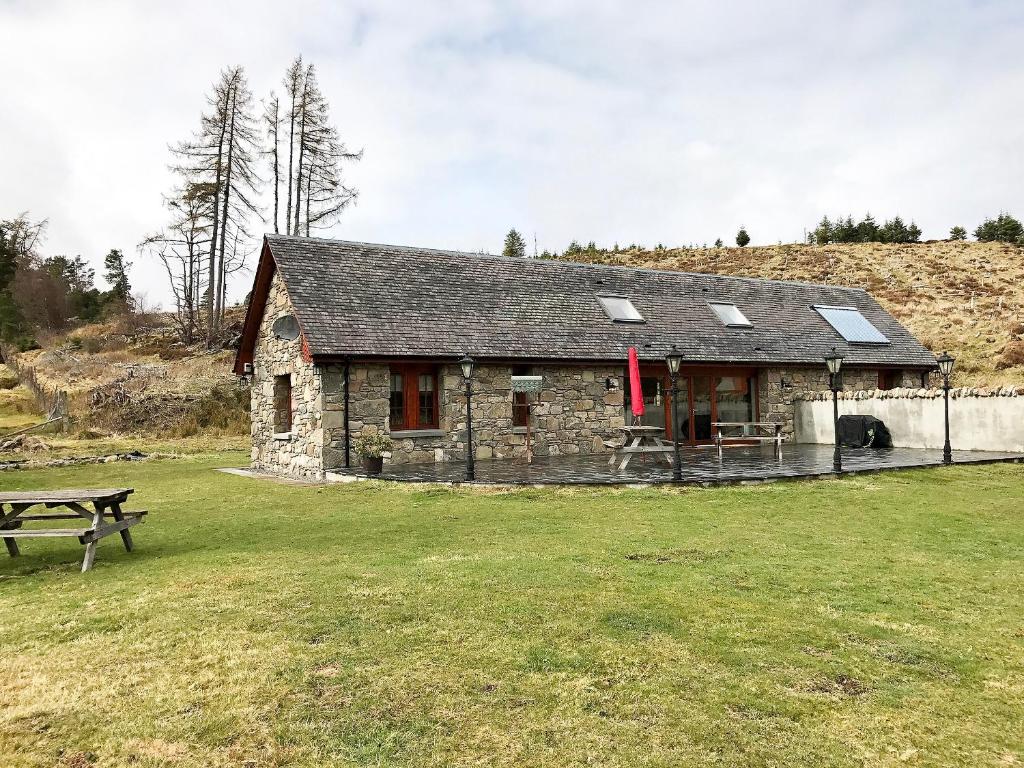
top-left (256, 235), bottom-right (937, 369)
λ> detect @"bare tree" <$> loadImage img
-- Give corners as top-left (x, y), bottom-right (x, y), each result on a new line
top-left (273, 56), bottom-right (360, 237)
top-left (140, 183), bottom-right (214, 344)
top-left (172, 66), bottom-right (261, 343)
top-left (263, 93), bottom-right (282, 233)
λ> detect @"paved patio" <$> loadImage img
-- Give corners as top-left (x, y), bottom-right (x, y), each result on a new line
top-left (328, 443), bottom-right (1024, 486)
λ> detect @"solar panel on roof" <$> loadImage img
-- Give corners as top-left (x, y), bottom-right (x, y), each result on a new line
top-left (813, 305), bottom-right (890, 344)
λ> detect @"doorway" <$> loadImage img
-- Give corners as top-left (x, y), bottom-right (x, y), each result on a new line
top-left (625, 367), bottom-right (759, 445)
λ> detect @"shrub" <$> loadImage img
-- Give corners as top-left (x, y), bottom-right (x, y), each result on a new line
top-left (996, 340), bottom-right (1024, 370)
top-left (354, 432), bottom-right (394, 458)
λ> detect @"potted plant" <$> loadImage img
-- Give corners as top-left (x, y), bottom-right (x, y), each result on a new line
top-left (354, 432), bottom-right (393, 475)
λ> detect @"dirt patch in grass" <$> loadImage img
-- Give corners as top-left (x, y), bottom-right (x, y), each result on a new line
top-left (800, 674), bottom-right (870, 697)
top-left (624, 547), bottom-right (728, 564)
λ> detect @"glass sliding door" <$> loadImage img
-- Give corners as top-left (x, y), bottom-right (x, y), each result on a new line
top-left (624, 375), bottom-right (668, 430)
top-left (714, 375), bottom-right (755, 425)
top-left (671, 376), bottom-right (691, 442)
top-left (692, 376), bottom-right (713, 442)
top-left (628, 367), bottom-right (759, 445)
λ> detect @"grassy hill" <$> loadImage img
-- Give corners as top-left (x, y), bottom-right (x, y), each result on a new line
top-left (560, 240), bottom-right (1024, 386)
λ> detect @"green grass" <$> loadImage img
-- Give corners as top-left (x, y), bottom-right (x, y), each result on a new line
top-left (1, 455), bottom-right (1022, 767)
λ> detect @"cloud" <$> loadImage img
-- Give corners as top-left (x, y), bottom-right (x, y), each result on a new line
top-left (1, 0), bottom-right (1022, 305)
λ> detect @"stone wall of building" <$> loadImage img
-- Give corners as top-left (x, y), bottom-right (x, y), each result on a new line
top-left (756, 366), bottom-right (916, 436)
top-left (319, 362), bottom-right (626, 468)
top-left (250, 271), bottom-right (324, 479)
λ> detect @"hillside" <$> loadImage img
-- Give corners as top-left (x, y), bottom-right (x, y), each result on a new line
top-left (560, 240), bottom-right (1024, 386)
top-left (1, 311), bottom-right (247, 437)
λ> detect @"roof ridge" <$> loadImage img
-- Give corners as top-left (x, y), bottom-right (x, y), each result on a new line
top-left (264, 234), bottom-right (869, 293)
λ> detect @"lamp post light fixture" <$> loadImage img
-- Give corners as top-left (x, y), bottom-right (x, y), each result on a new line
top-left (824, 347), bottom-right (844, 473)
top-left (459, 353), bottom-right (476, 481)
top-left (936, 351), bottom-right (955, 465)
top-left (666, 344), bottom-right (684, 482)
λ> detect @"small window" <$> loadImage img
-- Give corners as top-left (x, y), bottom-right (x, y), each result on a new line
top-left (273, 375), bottom-right (292, 433)
top-left (814, 305), bottom-right (890, 344)
top-left (418, 373), bottom-right (436, 426)
top-left (512, 365), bottom-right (530, 427)
top-left (879, 370), bottom-right (901, 390)
top-left (708, 302), bottom-right (752, 327)
top-left (597, 295), bottom-right (644, 323)
top-left (389, 365), bottom-right (439, 430)
top-left (389, 373), bottom-right (405, 425)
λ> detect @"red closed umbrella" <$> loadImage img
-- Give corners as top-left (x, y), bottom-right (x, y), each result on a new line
top-left (628, 346), bottom-right (644, 419)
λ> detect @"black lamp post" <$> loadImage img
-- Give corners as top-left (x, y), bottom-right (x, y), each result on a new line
top-left (666, 345), bottom-right (683, 482)
top-left (825, 347), bottom-right (844, 473)
top-left (937, 351), bottom-right (955, 465)
top-left (459, 353), bottom-right (476, 480)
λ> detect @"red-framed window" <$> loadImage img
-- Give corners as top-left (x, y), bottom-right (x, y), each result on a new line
top-left (512, 365), bottom-right (530, 427)
top-left (389, 364), bottom-right (439, 430)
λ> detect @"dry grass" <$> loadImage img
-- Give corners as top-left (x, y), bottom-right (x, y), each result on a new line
top-left (0, 364), bottom-right (43, 433)
top-left (5, 313), bottom-right (247, 436)
top-left (563, 241), bottom-right (1024, 387)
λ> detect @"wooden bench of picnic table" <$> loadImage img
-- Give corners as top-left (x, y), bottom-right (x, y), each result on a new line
top-left (0, 489), bottom-right (145, 572)
top-left (608, 425), bottom-right (675, 470)
top-left (713, 422), bottom-right (787, 459)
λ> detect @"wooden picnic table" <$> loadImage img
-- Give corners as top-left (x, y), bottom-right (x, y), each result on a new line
top-left (0, 489), bottom-right (146, 572)
top-left (713, 422), bottom-right (787, 459)
top-left (608, 425), bottom-right (675, 471)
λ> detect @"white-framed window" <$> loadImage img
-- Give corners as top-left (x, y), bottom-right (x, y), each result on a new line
top-left (597, 294), bottom-right (644, 323)
top-left (708, 302), bottom-right (752, 327)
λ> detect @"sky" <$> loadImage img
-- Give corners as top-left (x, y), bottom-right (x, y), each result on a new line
top-left (1, 0), bottom-right (1022, 306)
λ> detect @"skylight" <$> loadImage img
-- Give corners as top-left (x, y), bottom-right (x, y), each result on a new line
top-left (813, 305), bottom-right (890, 344)
top-left (597, 295), bottom-right (644, 323)
top-left (708, 302), bottom-right (752, 328)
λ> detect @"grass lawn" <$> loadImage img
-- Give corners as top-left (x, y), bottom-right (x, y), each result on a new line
top-left (1, 454), bottom-right (1022, 767)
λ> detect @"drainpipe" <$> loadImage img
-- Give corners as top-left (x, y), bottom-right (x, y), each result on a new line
top-left (344, 360), bottom-right (351, 468)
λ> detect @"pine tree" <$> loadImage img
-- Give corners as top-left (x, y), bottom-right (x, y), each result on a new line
top-left (974, 213), bottom-right (1024, 243)
top-left (503, 229), bottom-right (527, 258)
top-left (949, 226), bottom-right (967, 241)
top-left (813, 216), bottom-right (832, 245)
top-left (735, 227), bottom-right (750, 247)
top-left (714, 238), bottom-right (723, 248)
top-left (103, 249), bottom-right (132, 306)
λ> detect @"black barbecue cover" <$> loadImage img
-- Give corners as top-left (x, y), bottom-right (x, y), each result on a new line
top-left (837, 415), bottom-right (893, 448)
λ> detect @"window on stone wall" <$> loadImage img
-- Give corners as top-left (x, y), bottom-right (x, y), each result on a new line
top-left (273, 375), bottom-right (292, 433)
top-left (389, 364), bottom-right (439, 430)
top-left (418, 373), bottom-right (436, 426)
top-left (390, 372), bottom-right (405, 425)
top-left (512, 365), bottom-right (530, 427)
top-left (879, 370), bottom-right (901, 390)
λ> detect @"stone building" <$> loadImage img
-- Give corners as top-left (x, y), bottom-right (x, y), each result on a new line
top-left (234, 236), bottom-right (937, 479)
